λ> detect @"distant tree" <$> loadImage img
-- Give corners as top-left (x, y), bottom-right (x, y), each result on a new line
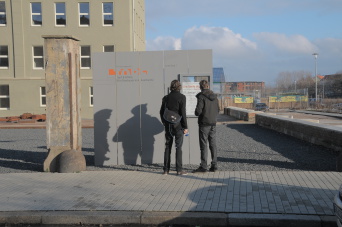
top-left (323, 73), bottom-right (342, 98)
top-left (276, 71), bottom-right (312, 94)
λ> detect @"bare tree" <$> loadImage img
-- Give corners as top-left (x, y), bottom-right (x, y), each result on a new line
top-left (276, 71), bottom-right (312, 94)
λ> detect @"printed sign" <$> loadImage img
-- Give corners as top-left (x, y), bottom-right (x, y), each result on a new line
top-left (182, 82), bottom-right (201, 116)
top-left (269, 95), bottom-right (308, 103)
top-left (234, 97), bottom-right (253, 103)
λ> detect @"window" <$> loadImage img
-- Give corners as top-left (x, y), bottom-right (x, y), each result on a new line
top-left (79, 2), bottom-right (89, 26)
top-left (33, 46), bottom-right (44, 69)
top-left (0, 1), bottom-right (6, 25)
top-left (89, 86), bottom-right (93, 106)
top-left (55, 2), bottom-right (66, 26)
top-left (103, 45), bottom-right (114, 52)
top-left (40, 86), bottom-right (46, 106)
top-left (0, 85), bottom-right (9, 109)
top-left (0, 46), bottom-right (8, 68)
top-left (31, 2), bottom-right (42, 26)
top-left (102, 2), bottom-right (113, 26)
top-left (80, 46), bottom-right (91, 68)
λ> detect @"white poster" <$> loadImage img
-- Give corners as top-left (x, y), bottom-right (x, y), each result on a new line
top-left (182, 82), bottom-right (201, 116)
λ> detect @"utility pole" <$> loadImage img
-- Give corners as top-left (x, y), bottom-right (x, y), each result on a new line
top-left (313, 53), bottom-right (318, 101)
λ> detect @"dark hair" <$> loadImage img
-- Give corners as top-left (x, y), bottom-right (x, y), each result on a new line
top-left (199, 80), bottom-right (209, 90)
top-left (170, 80), bottom-right (181, 91)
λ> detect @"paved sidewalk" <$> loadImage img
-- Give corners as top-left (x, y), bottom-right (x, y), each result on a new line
top-left (0, 170), bottom-right (340, 226)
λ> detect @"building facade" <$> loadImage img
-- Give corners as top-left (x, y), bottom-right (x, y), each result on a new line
top-left (0, 0), bottom-right (145, 118)
top-left (224, 81), bottom-right (265, 97)
top-left (212, 67), bottom-right (225, 94)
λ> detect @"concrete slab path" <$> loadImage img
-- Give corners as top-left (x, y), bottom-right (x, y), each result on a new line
top-left (0, 170), bottom-right (339, 226)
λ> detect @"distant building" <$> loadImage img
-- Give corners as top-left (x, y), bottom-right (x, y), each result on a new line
top-left (212, 67), bottom-right (226, 93)
top-left (0, 0), bottom-right (145, 118)
top-left (320, 74), bottom-right (342, 98)
top-left (224, 81), bottom-right (265, 97)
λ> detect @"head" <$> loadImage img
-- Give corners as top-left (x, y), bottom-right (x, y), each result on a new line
top-left (170, 80), bottom-right (181, 91)
top-left (199, 80), bottom-right (209, 90)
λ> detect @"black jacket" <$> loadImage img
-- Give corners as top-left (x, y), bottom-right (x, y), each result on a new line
top-left (160, 91), bottom-right (188, 130)
top-left (195, 89), bottom-right (219, 126)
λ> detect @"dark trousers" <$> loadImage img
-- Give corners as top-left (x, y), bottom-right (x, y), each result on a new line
top-left (199, 125), bottom-right (217, 169)
top-left (163, 125), bottom-right (184, 172)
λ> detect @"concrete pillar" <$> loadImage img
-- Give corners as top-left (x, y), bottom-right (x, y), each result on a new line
top-left (42, 35), bottom-right (86, 173)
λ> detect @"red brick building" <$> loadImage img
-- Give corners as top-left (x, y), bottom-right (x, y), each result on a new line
top-left (224, 81), bottom-right (265, 95)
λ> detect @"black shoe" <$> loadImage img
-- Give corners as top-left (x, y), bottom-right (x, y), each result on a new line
top-left (209, 166), bottom-right (218, 172)
top-left (177, 171), bottom-right (188, 176)
top-left (192, 167), bottom-right (207, 173)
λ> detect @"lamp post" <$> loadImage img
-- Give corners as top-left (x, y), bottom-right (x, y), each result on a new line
top-left (312, 53), bottom-right (318, 101)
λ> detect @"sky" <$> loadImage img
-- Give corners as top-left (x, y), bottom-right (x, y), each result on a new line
top-left (145, 0), bottom-right (342, 85)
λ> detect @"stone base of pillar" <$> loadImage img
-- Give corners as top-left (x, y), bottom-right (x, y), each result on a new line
top-left (43, 147), bottom-right (86, 173)
top-left (43, 146), bottom-right (68, 172)
top-left (59, 149), bottom-right (86, 173)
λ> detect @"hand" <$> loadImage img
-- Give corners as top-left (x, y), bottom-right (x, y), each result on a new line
top-left (183, 129), bottom-right (188, 134)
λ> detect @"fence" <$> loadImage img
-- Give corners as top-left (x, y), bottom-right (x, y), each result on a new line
top-left (218, 95), bottom-right (342, 111)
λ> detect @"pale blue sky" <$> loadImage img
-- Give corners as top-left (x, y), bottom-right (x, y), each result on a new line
top-left (145, 0), bottom-right (342, 84)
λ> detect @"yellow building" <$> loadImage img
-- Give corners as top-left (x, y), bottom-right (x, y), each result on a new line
top-left (0, 0), bottom-right (145, 119)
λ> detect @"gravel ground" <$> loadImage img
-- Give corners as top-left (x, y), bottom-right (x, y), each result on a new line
top-left (0, 121), bottom-right (338, 173)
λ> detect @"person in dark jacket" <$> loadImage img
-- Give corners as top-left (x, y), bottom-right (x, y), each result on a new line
top-left (193, 80), bottom-right (220, 173)
top-left (160, 80), bottom-right (188, 176)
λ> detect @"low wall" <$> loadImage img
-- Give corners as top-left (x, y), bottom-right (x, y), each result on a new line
top-left (255, 113), bottom-right (342, 153)
top-left (224, 107), bottom-right (261, 122)
top-left (226, 107), bottom-right (342, 170)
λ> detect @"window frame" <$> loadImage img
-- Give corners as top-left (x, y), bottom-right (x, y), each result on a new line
top-left (79, 2), bottom-right (90, 26)
top-left (31, 2), bottom-right (42, 26)
top-left (0, 1), bottom-right (6, 26)
top-left (40, 86), bottom-right (46, 107)
top-left (80, 45), bottom-right (91, 69)
top-left (89, 86), bottom-right (93, 107)
top-left (32, 46), bottom-right (44, 70)
top-left (102, 2), bottom-right (113, 26)
top-left (0, 45), bottom-right (9, 69)
top-left (103, 45), bottom-right (114, 52)
top-left (55, 2), bottom-right (66, 27)
top-left (0, 84), bottom-right (10, 110)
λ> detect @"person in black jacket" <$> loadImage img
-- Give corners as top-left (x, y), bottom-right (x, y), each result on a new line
top-left (160, 80), bottom-right (188, 176)
top-left (193, 80), bottom-right (220, 173)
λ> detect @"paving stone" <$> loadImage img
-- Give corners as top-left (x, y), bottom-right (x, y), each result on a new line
top-left (0, 171), bottom-right (340, 226)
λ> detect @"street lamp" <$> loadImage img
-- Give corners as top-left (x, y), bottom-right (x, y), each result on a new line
top-left (312, 53), bottom-right (318, 101)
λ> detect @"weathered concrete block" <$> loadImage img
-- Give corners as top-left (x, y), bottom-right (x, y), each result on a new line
top-left (43, 35), bottom-right (85, 173)
top-left (226, 106), bottom-right (260, 122)
top-left (59, 149), bottom-right (86, 173)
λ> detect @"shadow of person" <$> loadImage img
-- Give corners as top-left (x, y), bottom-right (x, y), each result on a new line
top-left (141, 104), bottom-right (164, 164)
top-left (113, 104), bottom-right (164, 165)
top-left (113, 105), bottom-right (141, 164)
top-left (94, 109), bottom-right (112, 165)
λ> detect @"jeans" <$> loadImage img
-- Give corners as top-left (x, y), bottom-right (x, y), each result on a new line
top-left (199, 125), bottom-right (217, 169)
top-left (163, 125), bottom-right (184, 172)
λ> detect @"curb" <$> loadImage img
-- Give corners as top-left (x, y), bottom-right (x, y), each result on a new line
top-left (0, 211), bottom-right (337, 226)
top-left (228, 213), bottom-right (336, 227)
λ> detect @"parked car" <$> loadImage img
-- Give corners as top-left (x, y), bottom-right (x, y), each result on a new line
top-left (332, 103), bottom-right (342, 110)
top-left (255, 103), bottom-right (269, 111)
top-left (334, 184), bottom-right (342, 227)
